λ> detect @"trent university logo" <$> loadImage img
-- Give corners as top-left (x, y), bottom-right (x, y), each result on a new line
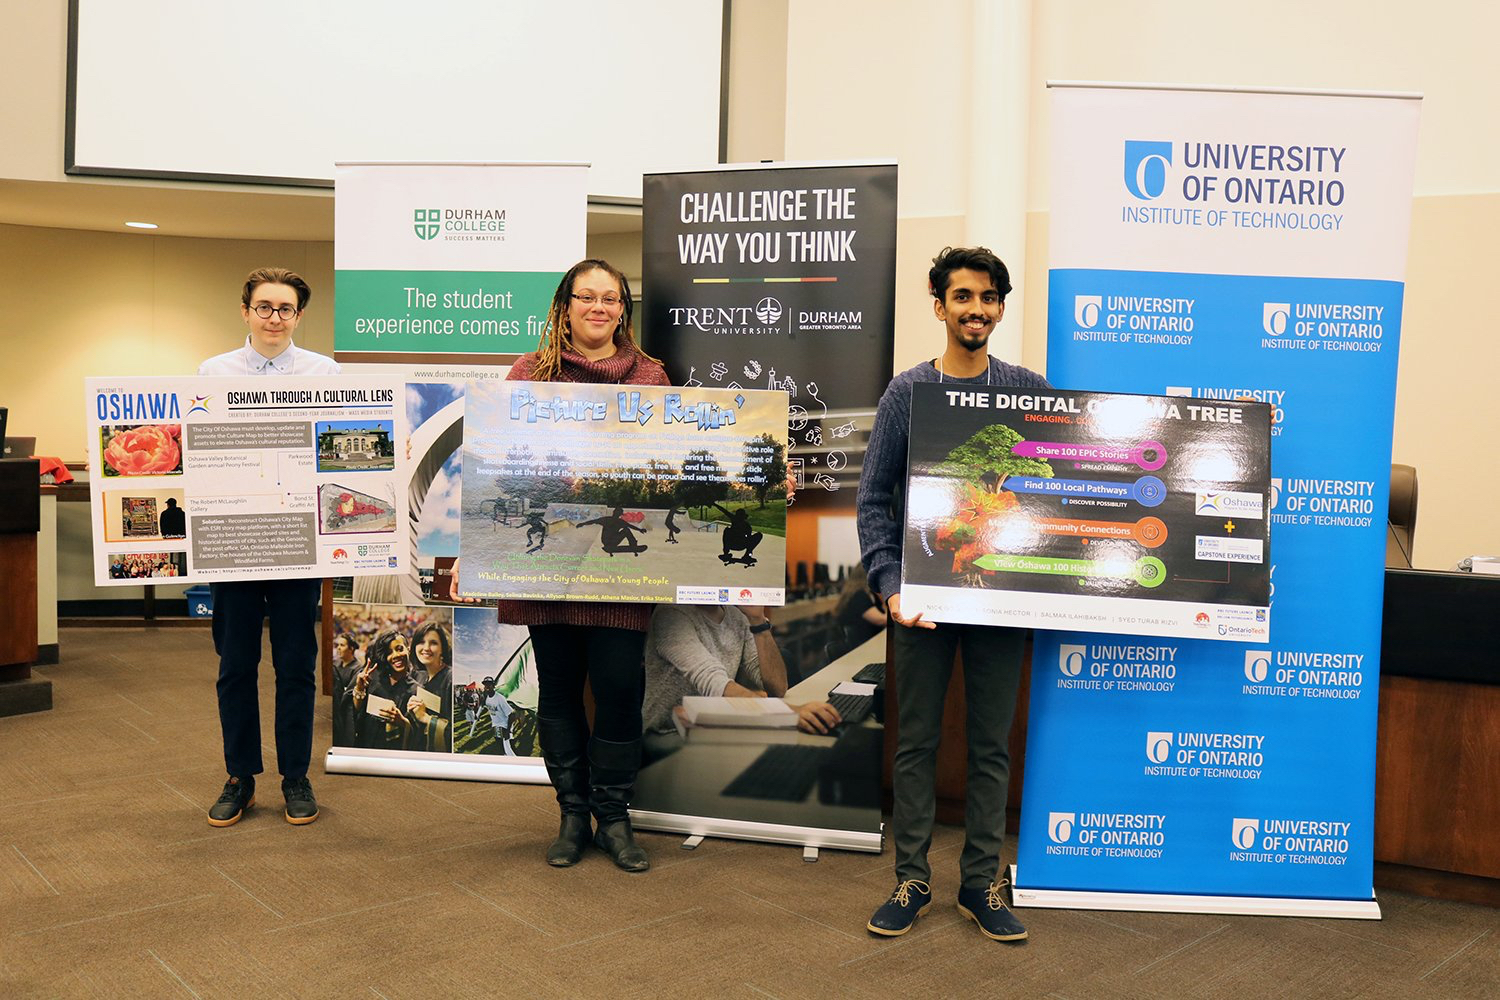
top-left (413, 208), bottom-right (441, 240)
top-left (1123, 140), bottom-right (1173, 200)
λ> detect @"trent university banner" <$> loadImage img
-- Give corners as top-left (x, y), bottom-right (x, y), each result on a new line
top-left (1016, 85), bottom-right (1420, 917)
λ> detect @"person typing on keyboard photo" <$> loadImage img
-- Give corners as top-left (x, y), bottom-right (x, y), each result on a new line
top-left (641, 605), bottom-right (842, 759)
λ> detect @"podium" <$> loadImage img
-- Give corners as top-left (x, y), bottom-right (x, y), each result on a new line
top-left (0, 458), bottom-right (49, 716)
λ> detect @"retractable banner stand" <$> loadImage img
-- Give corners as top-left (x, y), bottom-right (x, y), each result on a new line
top-left (634, 162), bottom-right (897, 851)
top-left (1015, 85), bottom-right (1420, 918)
top-left (326, 161), bottom-right (586, 783)
top-left (334, 162), bottom-right (585, 357)
top-left (642, 162), bottom-right (897, 505)
top-left (327, 366), bottom-right (544, 784)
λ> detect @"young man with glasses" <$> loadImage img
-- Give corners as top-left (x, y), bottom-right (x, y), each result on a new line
top-left (198, 267), bottom-right (339, 826)
top-left (857, 247), bottom-right (1049, 943)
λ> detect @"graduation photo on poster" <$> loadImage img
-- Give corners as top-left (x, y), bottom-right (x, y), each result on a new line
top-left (330, 604), bottom-right (456, 754)
top-left (901, 384), bottom-right (1271, 640)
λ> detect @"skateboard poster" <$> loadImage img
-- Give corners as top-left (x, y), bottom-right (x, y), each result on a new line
top-left (459, 381), bottom-right (789, 605)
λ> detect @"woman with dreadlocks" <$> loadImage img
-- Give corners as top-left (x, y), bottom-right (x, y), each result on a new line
top-left (498, 259), bottom-right (669, 872)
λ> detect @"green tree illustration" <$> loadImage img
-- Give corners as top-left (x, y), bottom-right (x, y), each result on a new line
top-left (935, 424), bottom-right (1053, 490)
top-left (740, 433), bottom-right (787, 508)
top-left (674, 449), bottom-right (731, 518)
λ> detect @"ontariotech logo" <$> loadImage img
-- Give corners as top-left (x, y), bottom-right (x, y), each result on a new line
top-left (1124, 140), bottom-right (1173, 200)
top-left (1263, 303), bottom-right (1291, 336)
top-left (1059, 644), bottom-right (1086, 677)
top-left (1244, 649), bottom-right (1271, 683)
top-left (1074, 295), bottom-right (1102, 328)
top-left (413, 208), bottom-right (441, 240)
top-left (1232, 818), bottom-right (1260, 849)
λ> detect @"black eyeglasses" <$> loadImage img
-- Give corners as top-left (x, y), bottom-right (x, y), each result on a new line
top-left (571, 293), bottom-right (623, 308)
top-left (251, 303), bottom-right (300, 320)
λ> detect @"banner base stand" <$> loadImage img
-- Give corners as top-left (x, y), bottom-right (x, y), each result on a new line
top-left (325, 748), bottom-right (550, 784)
top-left (631, 809), bottom-right (881, 854)
top-left (1010, 866), bottom-right (1381, 920)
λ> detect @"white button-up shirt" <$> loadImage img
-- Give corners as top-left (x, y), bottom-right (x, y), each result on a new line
top-left (198, 338), bottom-right (341, 376)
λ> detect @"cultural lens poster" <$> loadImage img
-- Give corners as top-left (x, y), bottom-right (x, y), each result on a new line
top-left (86, 375), bottom-right (408, 585)
top-left (901, 384), bottom-right (1271, 641)
top-left (459, 382), bottom-right (789, 605)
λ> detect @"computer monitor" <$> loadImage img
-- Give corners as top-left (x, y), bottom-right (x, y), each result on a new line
top-left (2, 435), bottom-right (36, 459)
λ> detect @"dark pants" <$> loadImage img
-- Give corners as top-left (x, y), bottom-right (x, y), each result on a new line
top-left (527, 625), bottom-right (646, 744)
top-left (210, 578), bottom-right (322, 780)
top-left (891, 622), bottom-right (1025, 889)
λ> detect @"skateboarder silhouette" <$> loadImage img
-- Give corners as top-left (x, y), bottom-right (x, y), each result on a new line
top-left (518, 511), bottom-right (548, 553)
top-left (712, 503), bottom-right (762, 566)
top-left (664, 506), bottom-right (688, 544)
top-left (580, 507), bottom-right (649, 556)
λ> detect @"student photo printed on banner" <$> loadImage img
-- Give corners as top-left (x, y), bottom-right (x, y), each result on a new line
top-left (631, 603), bottom-right (883, 835)
top-left (451, 608), bottom-right (539, 757)
top-left (331, 603), bottom-right (454, 754)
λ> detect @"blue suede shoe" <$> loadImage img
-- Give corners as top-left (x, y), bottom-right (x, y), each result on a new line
top-left (867, 879), bottom-right (933, 936)
top-left (957, 881), bottom-right (1028, 941)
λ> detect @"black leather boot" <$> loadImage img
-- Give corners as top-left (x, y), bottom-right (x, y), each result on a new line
top-left (589, 736), bottom-right (650, 872)
top-left (539, 718), bottom-right (592, 866)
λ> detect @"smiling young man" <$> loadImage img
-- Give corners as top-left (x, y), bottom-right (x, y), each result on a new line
top-left (199, 267), bottom-right (339, 827)
top-left (856, 247), bottom-right (1050, 943)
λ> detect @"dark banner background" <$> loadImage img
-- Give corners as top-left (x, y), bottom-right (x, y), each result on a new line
top-left (642, 164), bottom-right (897, 510)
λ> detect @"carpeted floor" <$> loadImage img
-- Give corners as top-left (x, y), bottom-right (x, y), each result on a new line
top-left (1, 628), bottom-right (1495, 999)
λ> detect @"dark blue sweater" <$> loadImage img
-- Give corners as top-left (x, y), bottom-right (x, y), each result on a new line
top-left (856, 357), bottom-right (1051, 600)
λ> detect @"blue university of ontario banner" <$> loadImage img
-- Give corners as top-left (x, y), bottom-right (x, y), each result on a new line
top-left (1014, 84), bottom-right (1420, 918)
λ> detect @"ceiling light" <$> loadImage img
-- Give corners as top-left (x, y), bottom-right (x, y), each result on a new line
top-left (125, 221), bottom-right (158, 229)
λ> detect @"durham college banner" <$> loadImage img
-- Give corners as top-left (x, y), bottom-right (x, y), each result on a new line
top-left (334, 162), bottom-right (586, 356)
top-left (1016, 85), bottom-right (1420, 917)
top-left (326, 161), bottom-right (587, 783)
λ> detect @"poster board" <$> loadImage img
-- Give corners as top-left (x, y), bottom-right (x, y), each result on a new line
top-left (458, 382), bottom-right (789, 605)
top-left (901, 385), bottom-right (1271, 641)
top-left (87, 375), bottom-right (407, 584)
